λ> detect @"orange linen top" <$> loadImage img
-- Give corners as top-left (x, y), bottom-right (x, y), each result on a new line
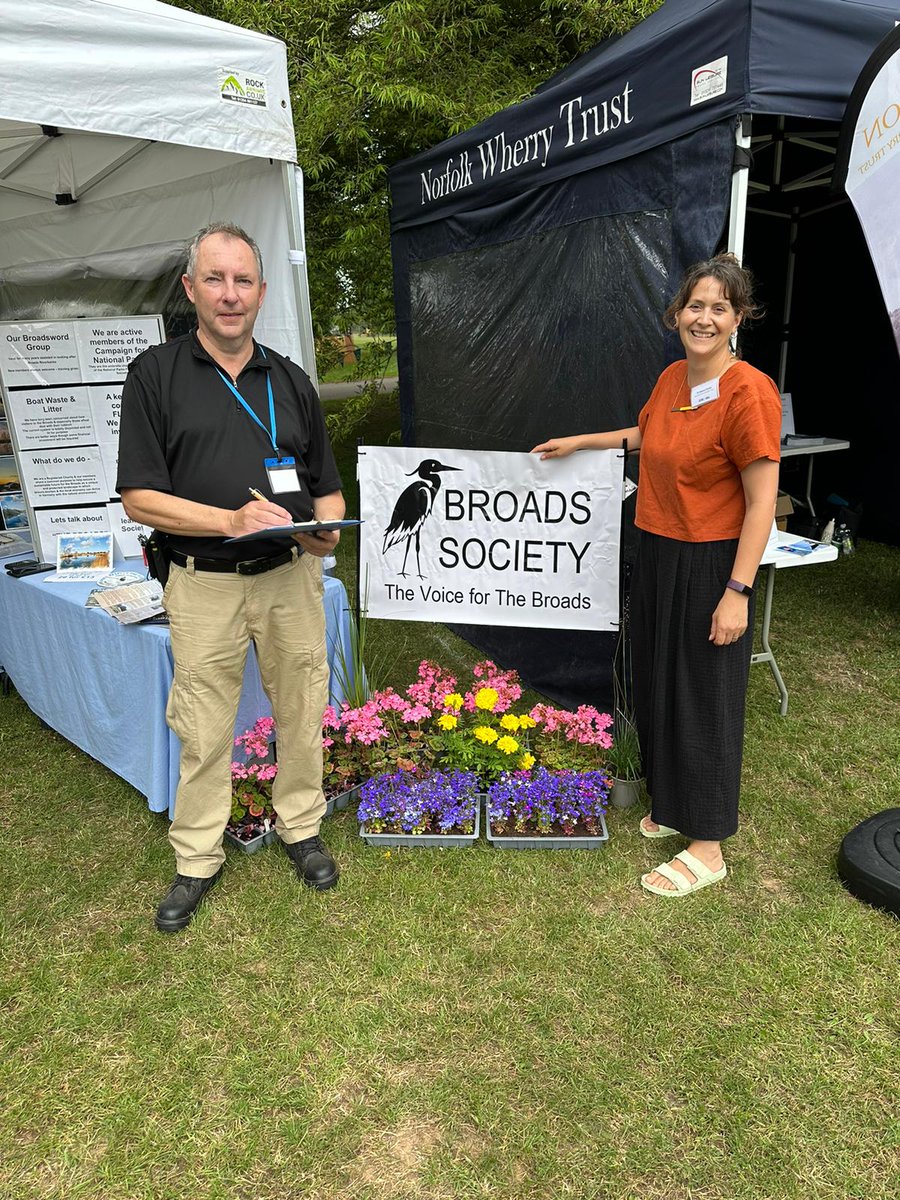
top-left (636, 359), bottom-right (781, 542)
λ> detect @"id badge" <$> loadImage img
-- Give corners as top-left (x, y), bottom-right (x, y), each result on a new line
top-left (690, 377), bottom-right (720, 409)
top-left (265, 456), bottom-right (301, 494)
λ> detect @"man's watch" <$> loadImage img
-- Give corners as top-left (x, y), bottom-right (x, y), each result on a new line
top-left (725, 578), bottom-right (754, 597)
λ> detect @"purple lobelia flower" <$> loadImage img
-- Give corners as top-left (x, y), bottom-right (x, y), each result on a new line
top-left (487, 768), bottom-right (609, 836)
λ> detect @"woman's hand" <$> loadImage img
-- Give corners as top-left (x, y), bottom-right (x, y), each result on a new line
top-left (531, 435), bottom-right (582, 460)
top-left (709, 589), bottom-right (750, 646)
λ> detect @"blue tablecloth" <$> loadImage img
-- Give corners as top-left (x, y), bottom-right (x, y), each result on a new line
top-left (0, 557), bottom-right (353, 816)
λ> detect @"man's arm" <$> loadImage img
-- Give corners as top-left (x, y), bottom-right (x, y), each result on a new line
top-left (121, 487), bottom-right (294, 539)
top-left (293, 489), bottom-right (346, 558)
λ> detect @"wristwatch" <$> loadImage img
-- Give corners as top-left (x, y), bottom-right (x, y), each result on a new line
top-left (725, 578), bottom-right (754, 596)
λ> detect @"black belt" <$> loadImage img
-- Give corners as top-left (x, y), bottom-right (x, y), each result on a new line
top-left (168, 548), bottom-right (295, 576)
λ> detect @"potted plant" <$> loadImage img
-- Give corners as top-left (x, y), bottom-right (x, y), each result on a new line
top-left (357, 768), bottom-right (481, 848)
top-left (605, 714), bottom-right (644, 809)
top-left (226, 717), bottom-right (279, 853)
top-left (486, 767), bottom-right (610, 850)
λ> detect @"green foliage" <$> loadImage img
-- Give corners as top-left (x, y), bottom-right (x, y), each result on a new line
top-left (606, 711), bottom-right (642, 780)
top-left (166, 0), bottom-right (663, 330)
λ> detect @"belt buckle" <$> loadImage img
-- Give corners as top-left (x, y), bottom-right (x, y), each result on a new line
top-left (236, 557), bottom-right (267, 576)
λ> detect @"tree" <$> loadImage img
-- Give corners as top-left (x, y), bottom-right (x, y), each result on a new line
top-left (170, 1), bottom-right (661, 332)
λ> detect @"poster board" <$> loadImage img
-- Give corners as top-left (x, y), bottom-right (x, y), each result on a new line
top-left (358, 445), bottom-right (622, 632)
top-left (0, 316), bottom-right (164, 561)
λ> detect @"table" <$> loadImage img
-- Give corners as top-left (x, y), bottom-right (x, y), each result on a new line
top-left (0, 556), bottom-right (354, 815)
top-left (779, 437), bottom-right (850, 519)
top-left (753, 533), bottom-right (838, 715)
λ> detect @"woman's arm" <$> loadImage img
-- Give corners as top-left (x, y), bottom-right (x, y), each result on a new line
top-left (532, 426), bottom-right (641, 459)
top-left (708, 458), bottom-right (779, 646)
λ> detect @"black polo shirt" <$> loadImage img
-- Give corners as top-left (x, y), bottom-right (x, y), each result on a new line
top-left (117, 330), bottom-right (342, 562)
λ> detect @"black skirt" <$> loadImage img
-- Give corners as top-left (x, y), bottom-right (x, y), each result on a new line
top-left (630, 530), bottom-right (755, 841)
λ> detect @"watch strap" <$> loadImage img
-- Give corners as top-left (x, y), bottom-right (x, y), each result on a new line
top-left (725, 578), bottom-right (753, 597)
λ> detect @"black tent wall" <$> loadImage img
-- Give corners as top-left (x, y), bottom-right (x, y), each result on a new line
top-left (390, 121), bottom-right (735, 711)
top-left (388, 0), bottom-right (900, 711)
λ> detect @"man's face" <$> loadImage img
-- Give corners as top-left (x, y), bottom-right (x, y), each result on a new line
top-left (182, 233), bottom-right (266, 352)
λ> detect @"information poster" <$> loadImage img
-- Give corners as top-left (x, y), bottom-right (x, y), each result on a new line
top-left (359, 445), bottom-right (622, 632)
top-left (0, 315), bottom-right (163, 560)
top-left (5, 387), bottom-right (96, 449)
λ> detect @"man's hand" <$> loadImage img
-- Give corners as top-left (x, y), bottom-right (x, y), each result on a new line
top-left (228, 499), bottom-right (293, 538)
top-left (293, 528), bottom-right (339, 557)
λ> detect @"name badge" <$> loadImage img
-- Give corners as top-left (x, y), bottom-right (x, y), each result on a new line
top-left (690, 377), bottom-right (720, 409)
top-left (265, 456), bottom-right (301, 494)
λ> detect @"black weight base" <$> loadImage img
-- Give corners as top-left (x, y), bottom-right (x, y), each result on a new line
top-left (837, 808), bottom-right (900, 918)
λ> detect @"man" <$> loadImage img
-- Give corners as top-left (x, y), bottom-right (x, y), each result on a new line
top-left (117, 222), bottom-right (345, 933)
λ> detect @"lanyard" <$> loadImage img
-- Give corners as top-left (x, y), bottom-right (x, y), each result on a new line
top-left (214, 346), bottom-right (279, 457)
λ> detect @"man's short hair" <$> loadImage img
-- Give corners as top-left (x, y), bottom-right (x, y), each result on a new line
top-left (185, 223), bottom-right (265, 283)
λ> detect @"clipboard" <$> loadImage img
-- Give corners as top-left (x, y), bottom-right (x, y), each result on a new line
top-left (225, 519), bottom-right (361, 544)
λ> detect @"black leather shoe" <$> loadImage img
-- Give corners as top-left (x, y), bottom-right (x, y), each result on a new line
top-left (154, 868), bottom-right (222, 933)
top-left (283, 835), bottom-right (339, 891)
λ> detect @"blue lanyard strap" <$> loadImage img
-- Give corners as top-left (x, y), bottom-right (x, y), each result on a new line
top-left (214, 345), bottom-right (278, 456)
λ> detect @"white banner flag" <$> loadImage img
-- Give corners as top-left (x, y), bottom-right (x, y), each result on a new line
top-left (358, 445), bottom-right (621, 631)
top-left (838, 24), bottom-right (900, 358)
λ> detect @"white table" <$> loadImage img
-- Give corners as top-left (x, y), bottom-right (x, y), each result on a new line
top-left (780, 437), bottom-right (850, 519)
top-left (753, 533), bottom-right (838, 715)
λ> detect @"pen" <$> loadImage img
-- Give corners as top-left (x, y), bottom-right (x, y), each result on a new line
top-left (248, 487), bottom-right (267, 502)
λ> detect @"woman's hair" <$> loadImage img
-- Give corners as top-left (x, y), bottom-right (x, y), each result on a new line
top-left (663, 252), bottom-right (761, 330)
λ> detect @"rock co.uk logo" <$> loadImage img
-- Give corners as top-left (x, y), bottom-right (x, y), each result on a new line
top-left (690, 56), bottom-right (728, 107)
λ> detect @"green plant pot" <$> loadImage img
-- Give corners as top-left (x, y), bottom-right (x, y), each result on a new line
top-left (223, 826), bottom-right (278, 854)
top-left (324, 784), bottom-right (360, 818)
top-left (486, 810), bottom-right (608, 850)
top-left (609, 777), bottom-right (643, 809)
top-left (359, 797), bottom-right (481, 849)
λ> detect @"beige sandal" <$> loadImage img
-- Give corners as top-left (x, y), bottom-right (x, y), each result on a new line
top-left (641, 849), bottom-right (727, 897)
top-left (639, 815), bottom-right (680, 840)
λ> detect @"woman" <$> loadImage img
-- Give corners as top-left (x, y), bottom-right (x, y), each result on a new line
top-left (533, 253), bottom-right (781, 896)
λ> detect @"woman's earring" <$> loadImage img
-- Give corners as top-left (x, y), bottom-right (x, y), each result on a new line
top-left (729, 326), bottom-right (739, 354)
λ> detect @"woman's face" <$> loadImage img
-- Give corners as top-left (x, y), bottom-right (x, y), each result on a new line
top-left (676, 276), bottom-right (741, 364)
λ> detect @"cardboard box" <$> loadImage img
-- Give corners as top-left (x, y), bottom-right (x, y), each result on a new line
top-left (775, 491), bottom-right (793, 531)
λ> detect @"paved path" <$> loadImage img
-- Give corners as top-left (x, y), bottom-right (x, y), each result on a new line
top-left (319, 376), bottom-right (399, 401)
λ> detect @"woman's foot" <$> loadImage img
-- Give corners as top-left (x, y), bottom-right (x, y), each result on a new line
top-left (642, 840), bottom-right (725, 891)
top-left (639, 816), bottom-right (680, 839)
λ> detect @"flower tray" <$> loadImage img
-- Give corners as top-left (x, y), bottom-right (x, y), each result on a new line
top-left (224, 826), bottom-right (279, 855)
top-left (486, 810), bottom-right (608, 850)
top-left (359, 798), bottom-right (481, 849)
top-left (324, 784), bottom-right (360, 818)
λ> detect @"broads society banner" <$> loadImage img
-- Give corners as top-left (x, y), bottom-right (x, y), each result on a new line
top-left (358, 447), bottom-right (621, 631)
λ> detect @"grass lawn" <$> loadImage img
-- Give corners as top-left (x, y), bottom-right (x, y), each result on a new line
top-left (319, 335), bottom-right (398, 384)
top-left (1, 394), bottom-right (898, 1199)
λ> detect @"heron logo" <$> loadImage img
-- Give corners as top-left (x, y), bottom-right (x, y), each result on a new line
top-left (218, 70), bottom-right (268, 108)
top-left (382, 458), bottom-right (461, 578)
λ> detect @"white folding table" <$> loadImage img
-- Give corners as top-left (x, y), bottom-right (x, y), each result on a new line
top-left (753, 533), bottom-right (838, 715)
top-left (779, 437), bottom-right (850, 519)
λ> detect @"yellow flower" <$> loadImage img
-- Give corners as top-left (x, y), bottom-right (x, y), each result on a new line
top-left (443, 692), bottom-right (464, 710)
top-left (500, 714), bottom-right (520, 731)
top-left (437, 713), bottom-right (458, 730)
top-left (475, 687), bottom-right (499, 711)
top-left (474, 725), bottom-right (498, 744)
top-left (517, 714), bottom-right (537, 729)
top-left (519, 752), bottom-right (536, 770)
top-left (497, 735), bottom-right (519, 755)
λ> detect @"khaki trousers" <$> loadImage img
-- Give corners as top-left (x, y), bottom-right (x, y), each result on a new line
top-left (163, 550), bottom-right (329, 877)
